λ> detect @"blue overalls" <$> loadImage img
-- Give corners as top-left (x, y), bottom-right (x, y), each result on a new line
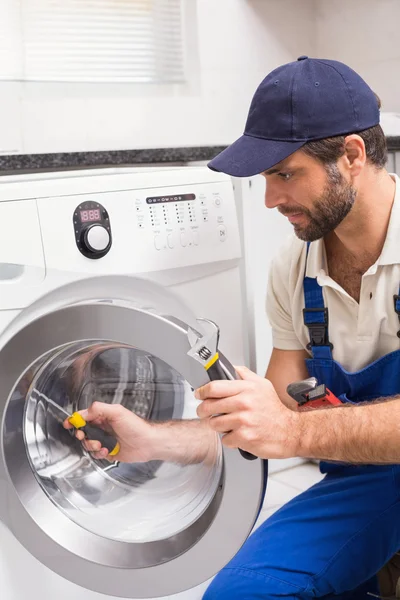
top-left (204, 245), bottom-right (400, 600)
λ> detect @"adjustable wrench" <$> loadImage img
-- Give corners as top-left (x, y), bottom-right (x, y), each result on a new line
top-left (286, 377), bottom-right (342, 410)
top-left (187, 318), bottom-right (257, 461)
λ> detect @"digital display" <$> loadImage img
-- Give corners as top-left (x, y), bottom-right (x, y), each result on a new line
top-left (146, 193), bottom-right (196, 205)
top-left (80, 209), bottom-right (101, 222)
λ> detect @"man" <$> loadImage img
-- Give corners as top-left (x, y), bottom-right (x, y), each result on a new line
top-left (66, 57), bottom-right (400, 598)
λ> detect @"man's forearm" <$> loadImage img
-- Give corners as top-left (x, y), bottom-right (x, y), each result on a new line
top-left (297, 397), bottom-right (400, 463)
top-left (150, 419), bottom-right (219, 465)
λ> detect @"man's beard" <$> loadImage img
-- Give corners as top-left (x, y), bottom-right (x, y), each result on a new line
top-left (279, 165), bottom-right (357, 242)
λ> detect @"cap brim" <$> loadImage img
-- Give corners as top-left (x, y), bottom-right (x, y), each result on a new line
top-left (208, 134), bottom-right (306, 177)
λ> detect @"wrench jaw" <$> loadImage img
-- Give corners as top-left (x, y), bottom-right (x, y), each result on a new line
top-left (187, 318), bottom-right (220, 367)
top-left (286, 377), bottom-right (318, 405)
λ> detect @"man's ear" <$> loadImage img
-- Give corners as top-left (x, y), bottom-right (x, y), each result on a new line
top-left (342, 134), bottom-right (366, 178)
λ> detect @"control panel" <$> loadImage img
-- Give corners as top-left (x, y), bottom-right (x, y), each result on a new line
top-left (36, 171), bottom-right (241, 274)
top-left (135, 186), bottom-right (229, 252)
top-left (73, 200), bottom-right (112, 259)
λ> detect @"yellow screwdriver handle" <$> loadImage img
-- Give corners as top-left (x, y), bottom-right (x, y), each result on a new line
top-left (68, 412), bottom-right (120, 457)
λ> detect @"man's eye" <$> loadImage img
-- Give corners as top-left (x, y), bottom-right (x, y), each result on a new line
top-left (278, 172), bottom-right (292, 181)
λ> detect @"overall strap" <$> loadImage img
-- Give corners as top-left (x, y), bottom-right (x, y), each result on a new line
top-left (303, 243), bottom-right (333, 360)
top-left (393, 289), bottom-right (400, 338)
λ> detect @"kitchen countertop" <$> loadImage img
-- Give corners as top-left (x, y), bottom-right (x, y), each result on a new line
top-left (387, 137), bottom-right (400, 151)
top-left (0, 146), bottom-right (225, 174)
top-left (1, 138), bottom-right (400, 173)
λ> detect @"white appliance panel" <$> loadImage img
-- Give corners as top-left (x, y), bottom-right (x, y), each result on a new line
top-left (0, 167), bottom-right (265, 600)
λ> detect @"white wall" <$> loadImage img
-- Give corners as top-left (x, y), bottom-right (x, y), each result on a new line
top-left (315, 0), bottom-right (400, 114)
top-left (3, 0), bottom-right (400, 155)
top-left (0, 0), bottom-right (315, 155)
top-left (234, 174), bottom-right (292, 376)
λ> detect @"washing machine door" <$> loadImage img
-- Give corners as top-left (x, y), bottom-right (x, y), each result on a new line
top-left (0, 277), bottom-right (266, 599)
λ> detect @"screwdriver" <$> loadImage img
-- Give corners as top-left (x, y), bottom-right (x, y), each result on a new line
top-left (33, 390), bottom-right (120, 457)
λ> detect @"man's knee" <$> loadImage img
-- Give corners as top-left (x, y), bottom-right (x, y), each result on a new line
top-left (203, 566), bottom-right (307, 600)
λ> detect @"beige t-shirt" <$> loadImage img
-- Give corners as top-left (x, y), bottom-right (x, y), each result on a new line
top-left (266, 174), bottom-right (400, 373)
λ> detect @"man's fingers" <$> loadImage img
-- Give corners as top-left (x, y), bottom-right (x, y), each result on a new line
top-left (220, 431), bottom-right (239, 449)
top-left (195, 380), bottom-right (244, 401)
top-left (62, 404), bottom-right (117, 456)
top-left (208, 414), bottom-right (240, 433)
top-left (197, 398), bottom-right (238, 418)
top-left (81, 402), bottom-right (123, 423)
top-left (197, 394), bottom-right (253, 418)
top-left (63, 417), bottom-right (107, 449)
top-left (234, 365), bottom-right (261, 381)
top-left (91, 448), bottom-right (110, 460)
top-left (63, 402), bottom-right (123, 434)
top-left (83, 439), bottom-right (102, 452)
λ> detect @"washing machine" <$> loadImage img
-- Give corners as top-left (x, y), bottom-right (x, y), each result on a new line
top-left (0, 166), bottom-right (267, 600)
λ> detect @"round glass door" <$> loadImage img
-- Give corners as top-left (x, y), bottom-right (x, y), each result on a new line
top-left (20, 341), bottom-right (223, 552)
top-left (0, 299), bottom-right (265, 598)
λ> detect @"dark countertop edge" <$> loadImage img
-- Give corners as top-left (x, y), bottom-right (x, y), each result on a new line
top-left (1, 138), bottom-right (400, 173)
top-left (387, 137), bottom-right (400, 151)
top-left (0, 146), bottom-right (226, 173)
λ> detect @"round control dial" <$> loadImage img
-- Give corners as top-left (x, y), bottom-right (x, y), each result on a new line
top-left (83, 225), bottom-right (111, 253)
top-left (73, 201), bottom-right (112, 259)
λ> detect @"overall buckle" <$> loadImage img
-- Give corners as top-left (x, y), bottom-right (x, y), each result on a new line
top-left (303, 308), bottom-right (333, 350)
top-left (393, 295), bottom-right (400, 338)
top-left (393, 295), bottom-right (400, 315)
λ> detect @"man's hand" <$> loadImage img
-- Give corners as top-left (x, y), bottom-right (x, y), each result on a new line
top-left (63, 403), bottom-right (157, 462)
top-left (63, 402), bottom-right (218, 465)
top-left (195, 366), bottom-right (301, 459)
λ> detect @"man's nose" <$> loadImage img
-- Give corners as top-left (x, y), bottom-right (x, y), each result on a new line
top-left (264, 183), bottom-right (289, 209)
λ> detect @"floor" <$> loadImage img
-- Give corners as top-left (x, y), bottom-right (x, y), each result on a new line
top-left (172, 461), bottom-right (325, 600)
top-left (255, 461), bottom-right (324, 527)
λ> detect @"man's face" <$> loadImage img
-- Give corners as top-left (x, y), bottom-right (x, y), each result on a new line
top-left (261, 151), bottom-right (356, 241)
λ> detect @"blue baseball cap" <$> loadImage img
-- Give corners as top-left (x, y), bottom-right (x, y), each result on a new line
top-left (208, 56), bottom-right (380, 177)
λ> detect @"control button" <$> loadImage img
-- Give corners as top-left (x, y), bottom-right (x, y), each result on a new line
top-left (180, 232), bottom-right (188, 247)
top-left (154, 235), bottom-right (162, 251)
top-left (75, 201), bottom-right (112, 259)
top-left (192, 231), bottom-right (199, 246)
top-left (297, 55), bottom-right (308, 61)
top-left (85, 225), bottom-right (110, 252)
top-left (218, 225), bottom-right (227, 242)
top-left (167, 234), bottom-right (174, 249)
top-left (213, 196), bottom-right (222, 207)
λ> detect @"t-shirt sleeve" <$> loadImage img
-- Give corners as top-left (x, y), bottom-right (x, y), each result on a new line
top-left (266, 251), bottom-right (304, 351)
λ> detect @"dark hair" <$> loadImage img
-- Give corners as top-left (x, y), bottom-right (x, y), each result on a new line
top-left (302, 95), bottom-right (387, 168)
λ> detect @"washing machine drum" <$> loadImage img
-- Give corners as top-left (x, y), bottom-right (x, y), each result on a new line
top-left (0, 279), bottom-right (267, 598)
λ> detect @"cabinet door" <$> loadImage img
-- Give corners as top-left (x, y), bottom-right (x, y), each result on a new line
top-left (234, 175), bottom-right (306, 474)
top-left (386, 152), bottom-right (395, 173)
top-left (395, 152), bottom-right (400, 176)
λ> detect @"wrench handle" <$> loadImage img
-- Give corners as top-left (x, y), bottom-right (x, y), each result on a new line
top-left (206, 356), bottom-right (258, 461)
